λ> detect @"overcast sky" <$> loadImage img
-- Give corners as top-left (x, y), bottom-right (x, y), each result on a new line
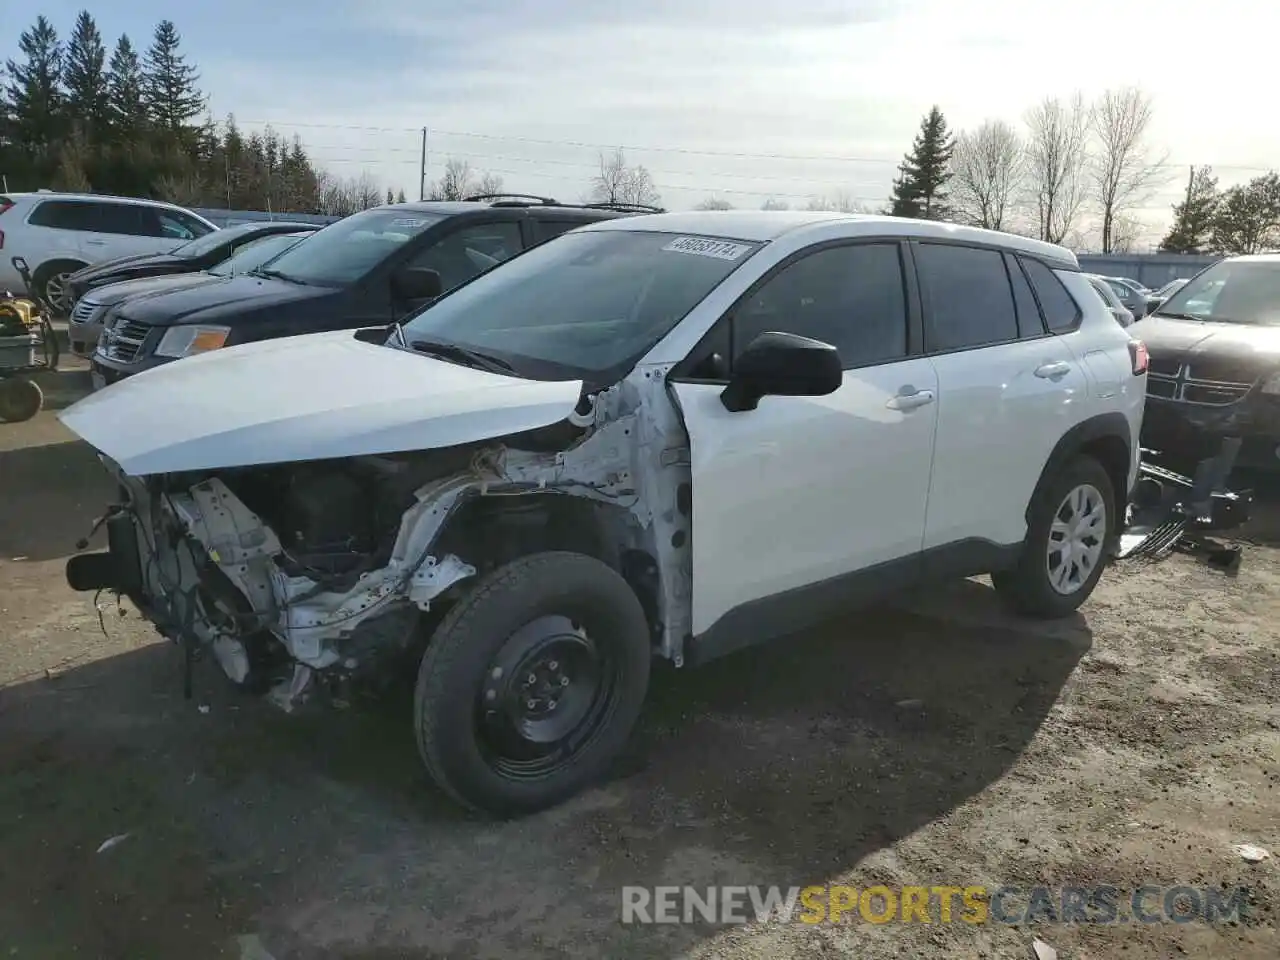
top-left (4, 0), bottom-right (1276, 246)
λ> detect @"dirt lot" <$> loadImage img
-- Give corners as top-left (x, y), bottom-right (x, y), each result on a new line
top-left (1, 366), bottom-right (1278, 959)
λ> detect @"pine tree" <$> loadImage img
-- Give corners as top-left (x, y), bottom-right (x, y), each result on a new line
top-left (63, 11), bottom-right (109, 138)
top-left (1209, 172), bottom-right (1280, 255)
top-left (142, 20), bottom-right (204, 131)
top-left (1159, 166), bottom-right (1219, 253)
top-left (889, 105), bottom-right (955, 220)
top-left (396, 188), bottom-right (407, 203)
top-left (106, 35), bottom-right (146, 135)
top-left (4, 17), bottom-right (64, 171)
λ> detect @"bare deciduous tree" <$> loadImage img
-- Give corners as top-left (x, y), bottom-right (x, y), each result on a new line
top-left (591, 148), bottom-right (661, 206)
top-left (1024, 93), bottom-right (1090, 244)
top-left (428, 157), bottom-right (473, 200)
top-left (353, 171), bottom-right (382, 210)
top-left (1090, 87), bottom-right (1168, 253)
top-left (760, 197), bottom-right (790, 211)
top-left (474, 171), bottom-right (504, 197)
top-left (696, 196), bottom-right (734, 210)
top-left (950, 119), bottom-right (1024, 230)
top-left (805, 191), bottom-right (870, 213)
top-left (1109, 214), bottom-right (1143, 254)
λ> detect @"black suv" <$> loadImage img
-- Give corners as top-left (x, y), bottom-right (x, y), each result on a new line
top-left (89, 195), bottom-right (660, 387)
top-left (66, 220), bottom-right (322, 304)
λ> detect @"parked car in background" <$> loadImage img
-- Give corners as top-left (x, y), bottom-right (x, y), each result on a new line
top-left (1146, 277), bottom-right (1189, 312)
top-left (87, 195), bottom-right (657, 388)
top-left (60, 210), bottom-right (1146, 816)
top-left (66, 220), bottom-right (320, 304)
top-left (1100, 276), bottom-right (1149, 320)
top-left (1131, 253), bottom-right (1280, 469)
top-left (72, 231), bottom-right (312, 360)
top-left (1085, 273), bottom-right (1135, 327)
top-left (0, 191), bottom-right (218, 314)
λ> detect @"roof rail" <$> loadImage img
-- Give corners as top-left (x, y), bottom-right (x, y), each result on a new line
top-left (581, 201), bottom-right (666, 214)
top-left (463, 193), bottom-right (559, 206)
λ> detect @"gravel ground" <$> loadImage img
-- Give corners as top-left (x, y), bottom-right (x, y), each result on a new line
top-left (1, 366), bottom-right (1277, 959)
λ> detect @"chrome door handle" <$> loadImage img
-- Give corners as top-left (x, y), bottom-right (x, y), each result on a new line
top-left (887, 388), bottom-right (935, 411)
top-left (84, 239), bottom-right (106, 246)
top-left (1034, 361), bottom-right (1071, 380)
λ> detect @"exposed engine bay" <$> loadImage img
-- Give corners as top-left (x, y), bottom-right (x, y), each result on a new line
top-left (69, 370), bottom-right (694, 709)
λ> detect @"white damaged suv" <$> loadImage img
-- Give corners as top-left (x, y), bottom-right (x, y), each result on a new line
top-left (59, 211), bottom-right (1148, 816)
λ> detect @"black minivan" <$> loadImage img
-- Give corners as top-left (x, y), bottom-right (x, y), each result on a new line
top-left (89, 196), bottom-right (655, 386)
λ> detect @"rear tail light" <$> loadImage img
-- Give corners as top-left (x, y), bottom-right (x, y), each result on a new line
top-left (1128, 338), bottom-right (1148, 375)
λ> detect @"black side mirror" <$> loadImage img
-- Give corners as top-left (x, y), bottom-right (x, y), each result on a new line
top-left (720, 331), bottom-right (843, 412)
top-left (391, 266), bottom-right (443, 303)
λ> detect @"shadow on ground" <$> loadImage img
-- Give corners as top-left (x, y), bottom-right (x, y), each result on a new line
top-left (0, 578), bottom-right (1090, 959)
top-left (0, 438), bottom-right (112, 561)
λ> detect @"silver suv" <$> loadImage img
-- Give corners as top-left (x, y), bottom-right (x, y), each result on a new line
top-left (0, 191), bottom-right (217, 314)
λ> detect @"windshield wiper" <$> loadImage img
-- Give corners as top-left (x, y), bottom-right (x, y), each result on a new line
top-left (410, 339), bottom-right (514, 374)
top-left (1151, 311), bottom-right (1205, 322)
top-left (250, 268), bottom-right (303, 284)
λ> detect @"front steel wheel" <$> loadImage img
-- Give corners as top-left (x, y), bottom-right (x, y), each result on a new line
top-left (414, 552), bottom-right (651, 817)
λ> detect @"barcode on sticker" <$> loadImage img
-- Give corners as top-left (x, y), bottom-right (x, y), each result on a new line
top-left (390, 218), bottom-right (427, 228)
top-left (663, 237), bottom-right (751, 260)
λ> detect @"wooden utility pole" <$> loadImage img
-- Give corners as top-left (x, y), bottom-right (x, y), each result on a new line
top-left (419, 127), bottom-right (428, 201)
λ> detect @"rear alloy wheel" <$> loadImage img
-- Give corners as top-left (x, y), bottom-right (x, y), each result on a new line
top-left (33, 260), bottom-right (86, 317)
top-left (414, 551), bottom-right (651, 817)
top-left (992, 454), bottom-right (1115, 618)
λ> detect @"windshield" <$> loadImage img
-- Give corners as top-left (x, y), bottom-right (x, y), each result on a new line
top-left (259, 209), bottom-right (445, 286)
top-left (171, 223), bottom-right (252, 259)
top-left (1088, 277), bottom-right (1120, 308)
top-left (207, 233), bottom-right (306, 277)
top-left (398, 229), bottom-right (761, 381)
top-left (1153, 278), bottom-right (1186, 298)
top-left (1156, 260), bottom-right (1280, 325)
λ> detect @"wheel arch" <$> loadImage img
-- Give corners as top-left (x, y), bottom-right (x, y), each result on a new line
top-left (430, 492), bottom-right (662, 642)
top-left (1029, 412), bottom-right (1133, 532)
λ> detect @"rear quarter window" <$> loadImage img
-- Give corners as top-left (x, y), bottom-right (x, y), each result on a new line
top-left (1020, 257), bottom-right (1082, 333)
top-left (27, 200), bottom-right (100, 231)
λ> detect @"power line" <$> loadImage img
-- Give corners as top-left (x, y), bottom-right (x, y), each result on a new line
top-left (239, 116), bottom-right (1280, 174)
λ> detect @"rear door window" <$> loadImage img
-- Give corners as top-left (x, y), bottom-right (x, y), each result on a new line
top-left (915, 242), bottom-right (1019, 352)
top-left (27, 200), bottom-right (100, 232)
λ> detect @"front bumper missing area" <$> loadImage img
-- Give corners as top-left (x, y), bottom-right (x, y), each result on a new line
top-left (1118, 438), bottom-right (1252, 574)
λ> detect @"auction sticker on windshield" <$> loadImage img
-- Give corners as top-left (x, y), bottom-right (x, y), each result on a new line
top-left (663, 237), bottom-right (752, 260)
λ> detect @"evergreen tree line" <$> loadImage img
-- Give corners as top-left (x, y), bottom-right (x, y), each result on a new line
top-left (0, 12), bottom-right (403, 216)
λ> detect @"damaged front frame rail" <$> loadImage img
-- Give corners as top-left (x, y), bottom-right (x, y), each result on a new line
top-left (1117, 438), bottom-right (1252, 573)
top-left (65, 367), bottom-right (696, 709)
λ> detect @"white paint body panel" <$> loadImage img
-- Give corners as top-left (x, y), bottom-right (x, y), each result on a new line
top-left (923, 337), bottom-right (1086, 549)
top-left (57, 330), bottom-right (584, 475)
top-left (674, 358), bottom-right (939, 636)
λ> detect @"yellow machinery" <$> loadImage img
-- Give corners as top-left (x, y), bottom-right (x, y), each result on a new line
top-left (1, 257), bottom-right (60, 423)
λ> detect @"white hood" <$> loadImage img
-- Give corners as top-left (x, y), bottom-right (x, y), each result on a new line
top-left (59, 330), bottom-right (584, 475)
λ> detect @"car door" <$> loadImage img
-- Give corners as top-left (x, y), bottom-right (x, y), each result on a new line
top-left (1107, 279), bottom-right (1146, 319)
top-left (669, 240), bottom-right (939, 636)
top-left (402, 220), bottom-right (526, 296)
top-left (915, 241), bottom-right (1090, 556)
top-left (23, 199), bottom-right (101, 264)
top-left (88, 202), bottom-right (178, 259)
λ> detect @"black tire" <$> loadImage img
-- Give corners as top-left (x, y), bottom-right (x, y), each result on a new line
top-left (414, 551), bottom-right (652, 817)
top-left (992, 454), bottom-right (1116, 619)
top-left (33, 260), bottom-right (86, 317)
top-left (0, 378), bottom-right (44, 423)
